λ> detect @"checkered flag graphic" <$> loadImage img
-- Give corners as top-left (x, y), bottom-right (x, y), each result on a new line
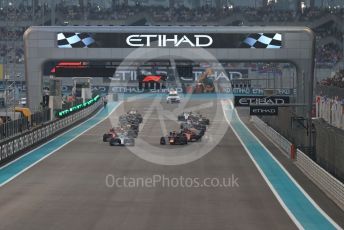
top-left (241, 33), bottom-right (282, 48)
top-left (57, 32), bottom-right (95, 48)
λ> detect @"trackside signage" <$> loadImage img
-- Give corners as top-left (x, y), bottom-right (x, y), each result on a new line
top-left (56, 33), bottom-right (282, 48)
top-left (250, 106), bottom-right (279, 116)
top-left (234, 96), bottom-right (290, 107)
top-left (126, 34), bottom-right (213, 47)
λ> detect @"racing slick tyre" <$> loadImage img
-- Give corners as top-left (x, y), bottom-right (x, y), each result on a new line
top-left (124, 139), bottom-right (135, 146)
top-left (178, 115), bottom-right (185, 121)
top-left (160, 137), bottom-right (166, 145)
top-left (109, 138), bottom-right (121, 146)
top-left (199, 130), bottom-right (205, 137)
top-left (103, 134), bottom-right (111, 142)
top-left (181, 136), bottom-right (188, 145)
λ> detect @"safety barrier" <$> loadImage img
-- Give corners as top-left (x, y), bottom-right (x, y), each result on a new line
top-left (251, 116), bottom-right (292, 159)
top-left (0, 99), bottom-right (102, 164)
top-left (251, 115), bottom-right (344, 211)
top-left (0, 109), bottom-right (50, 140)
top-left (295, 149), bottom-right (344, 211)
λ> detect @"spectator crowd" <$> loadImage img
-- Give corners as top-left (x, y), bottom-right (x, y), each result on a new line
top-left (318, 70), bottom-right (344, 88)
top-left (52, 3), bottom-right (344, 24)
top-left (316, 43), bottom-right (343, 68)
top-left (0, 4), bottom-right (343, 67)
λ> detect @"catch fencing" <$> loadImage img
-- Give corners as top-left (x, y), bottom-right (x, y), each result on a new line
top-left (251, 116), bottom-right (344, 211)
top-left (0, 99), bottom-right (102, 165)
top-left (315, 95), bottom-right (344, 130)
top-left (316, 85), bottom-right (344, 99)
top-left (313, 118), bottom-right (344, 182)
top-left (0, 109), bottom-right (50, 140)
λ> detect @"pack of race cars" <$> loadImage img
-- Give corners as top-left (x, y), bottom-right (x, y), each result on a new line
top-left (160, 112), bottom-right (210, 145)
top-left (102, 108), bottom-right (209, 147)
top-left (102, 109), bottom-right (142, 146)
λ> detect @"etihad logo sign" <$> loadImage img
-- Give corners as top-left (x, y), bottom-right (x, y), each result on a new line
top-left (126, 34), bottom-right (213, 47)
top-left (250, 106), bottom-right (279, 116)
top-left (234, 96), bottom-right (290, 107)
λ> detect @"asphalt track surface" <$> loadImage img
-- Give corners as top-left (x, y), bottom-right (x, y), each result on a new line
top-left (0, 96), bottom-right (342, 230)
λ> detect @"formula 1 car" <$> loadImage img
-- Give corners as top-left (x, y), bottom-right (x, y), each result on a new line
top-left (180, 121), bottom-right (207, 132)
top-left (118, 126), bottom-right (138, 138)
top-left (103, 127), bottom-right (137, 142)
top-left (181, 128), bottom-right (204, 142)
top-left (119, 115), bottom-right (141, 125)
top-left (103, 129), bottom-right (117, 142)
top-left (119, 120), bottom-right (140, 133)
top-left (160, 131), bottom-right (188, 145)
top-left (177, 112), bottom-right (191, 121)
top-left (119, 116), bottom-right (141, 132)
top-left (109, 134), bottom-right (135, 146)
top-left (103, 109), bottom-right (142, 146)
top-left (177, 112), bottom-right (210, 125)
top-left (188, 115), bottom-right (210, 126)
top-left (127, 109), bottom-right (143, 123)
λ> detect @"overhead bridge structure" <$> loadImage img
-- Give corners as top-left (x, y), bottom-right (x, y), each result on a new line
top-left (24, 26), bottom-right (315, 147)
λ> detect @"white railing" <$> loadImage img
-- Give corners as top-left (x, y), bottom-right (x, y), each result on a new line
top-left (251, 116), bottom-right (344, 211)
top-left (295, 149), bottom-right (344, 211)
top-left (251, 116), bottom-right (292, 158)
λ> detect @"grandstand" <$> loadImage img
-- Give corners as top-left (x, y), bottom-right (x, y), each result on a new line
top-left (0, 1), bottom-right (343, 78)
top-left (0, 1), bottom-right (343, 229)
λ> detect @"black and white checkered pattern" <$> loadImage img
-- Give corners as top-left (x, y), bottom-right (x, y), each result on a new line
top-left (57, 32), bottom-right (95, 48)
top-left (241, 33), bottom-right (282, 48)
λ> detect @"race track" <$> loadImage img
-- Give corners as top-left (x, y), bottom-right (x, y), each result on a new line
top-left (0, 96), bottom-right (342, 230)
